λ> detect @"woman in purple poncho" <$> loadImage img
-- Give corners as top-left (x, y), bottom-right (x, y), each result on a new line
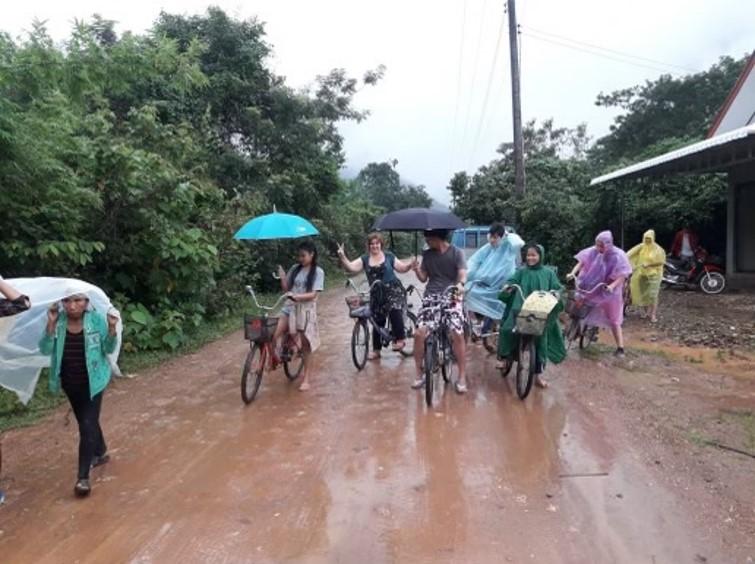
top-left (567, 231), bottom-right (633, 357)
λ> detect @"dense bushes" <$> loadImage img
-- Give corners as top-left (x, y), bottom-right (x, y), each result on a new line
top-left (0, 11), bottom-right (386, 351)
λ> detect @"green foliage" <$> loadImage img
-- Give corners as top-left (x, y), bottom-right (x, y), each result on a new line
top-left (451, 55), bottom-right (748, 270)
top-left (356, 160), bottom-right (433, 211)
top-left (0, 10), bottom-right (385, 355)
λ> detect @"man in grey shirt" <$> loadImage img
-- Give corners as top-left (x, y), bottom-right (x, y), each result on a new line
top-left (411, 229), bottom-right (469, 393)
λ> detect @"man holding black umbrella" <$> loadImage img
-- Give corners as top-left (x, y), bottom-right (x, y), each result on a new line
top-left (411, 229), bottom-right (469, 393)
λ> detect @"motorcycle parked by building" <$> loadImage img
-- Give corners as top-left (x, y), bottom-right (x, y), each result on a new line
top-left (663, 247), bottom-right (726, 294)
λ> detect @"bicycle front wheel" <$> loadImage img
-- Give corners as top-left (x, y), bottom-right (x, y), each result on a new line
top-left (440, 331), bottom-right (455, 384)
top-left (241, 344), bottom-right (265, 404)
top-left (351, 320), bottom-right (369, 370)
top-left (424, 337), bottom-right (437, 407)
top-left (579, 326), bottom-right (599, 350)
top-left (516, 336), bottom-right (536, 400)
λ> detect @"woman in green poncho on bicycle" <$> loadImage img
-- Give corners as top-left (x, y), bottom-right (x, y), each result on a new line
top-left (497, 243), bottom-right (567, 389)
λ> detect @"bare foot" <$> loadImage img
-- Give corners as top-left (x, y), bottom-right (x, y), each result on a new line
top-left (392, 340), bottom-right (405, 351)
top-left (367, 351), bottom-right (381, 361)
top-left (535, 376), bottom-right (548, 389)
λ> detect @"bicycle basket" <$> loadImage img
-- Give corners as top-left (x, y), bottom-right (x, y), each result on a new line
top-left (515, 311), bottom-right (548, 336)
top-left (345, 295), bottom-right (371, 318)
top-left (565, 295), bottom-right (591, 319)
top-left (243, 315), bottom-right (278, 342)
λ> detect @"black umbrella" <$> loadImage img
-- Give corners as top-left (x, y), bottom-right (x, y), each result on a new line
top-left (372, 208), bottom-right (466, 232)
top-left (372, 208), bottom-right (467, 256)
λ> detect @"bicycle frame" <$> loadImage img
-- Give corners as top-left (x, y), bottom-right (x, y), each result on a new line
top-left (345, 278), bottom-right (416, 346)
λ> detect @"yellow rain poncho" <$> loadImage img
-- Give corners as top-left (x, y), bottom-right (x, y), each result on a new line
top-left (627, 230), bottom-right (666, 306)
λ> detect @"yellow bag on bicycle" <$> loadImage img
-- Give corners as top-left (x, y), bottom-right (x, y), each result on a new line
top-left (516, 291), bottom-right (558, 336)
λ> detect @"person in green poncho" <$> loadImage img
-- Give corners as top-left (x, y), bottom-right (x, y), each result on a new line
top-left (497, 243), bottom-right (567, 389)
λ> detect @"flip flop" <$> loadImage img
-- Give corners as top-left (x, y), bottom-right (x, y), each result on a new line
top-left (455, 382), bottom-right (468, 394)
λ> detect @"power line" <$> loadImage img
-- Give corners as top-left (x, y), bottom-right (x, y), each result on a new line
top-left (448, 0), bottom-right (468, 178)
top-left (468, 12), bottom-right (507, 170)
top-left (520, 30), bottom-right (687, 75)
top-left (459, 0), bottom-right (489, 164)
top-left (520, 26), bottom-right (698, 74)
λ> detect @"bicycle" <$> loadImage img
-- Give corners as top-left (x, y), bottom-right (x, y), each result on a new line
top-left (465, 280), bottom-right (500, 354)
top-left (240, 286), bottom-right (304, 404)
top-left (564, 282), bottom-right (609, 351)
top-left (345, 278), bottom-right (419, 370)
top-left (421, 285), bottom-right (464, 407)
top-left (498, 284), bottom-right (560, 400)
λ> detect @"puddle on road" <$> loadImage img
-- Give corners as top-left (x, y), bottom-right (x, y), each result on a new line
top-left (0, 285), bottom-right (728, 563)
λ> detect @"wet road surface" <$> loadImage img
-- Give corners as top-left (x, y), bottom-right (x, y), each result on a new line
top-left (0, 284), bottom-right (744, 563)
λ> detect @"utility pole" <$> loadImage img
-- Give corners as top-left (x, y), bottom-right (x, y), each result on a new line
top-left (507, 0), bottom-right (525, 195)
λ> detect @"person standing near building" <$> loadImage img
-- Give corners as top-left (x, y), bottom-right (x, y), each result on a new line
top-left (627, 230), bottom-right (666, 323)
top-left (671, 225), bottom-right (699, 267)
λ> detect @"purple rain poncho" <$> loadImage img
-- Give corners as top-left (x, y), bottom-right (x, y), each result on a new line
top-left (575, 231), bottom-right (632, 328)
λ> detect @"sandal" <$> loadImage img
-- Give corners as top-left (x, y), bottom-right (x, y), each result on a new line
top-left (455, 381), bottom-right (468, 394)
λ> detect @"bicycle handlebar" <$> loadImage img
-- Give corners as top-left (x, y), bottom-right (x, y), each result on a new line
top-left (244, 286), bottom-right (290, 311)
top-left (572, 281), bottom-right (610, 294)
top-left (345, 277), bottom-right (418, 297)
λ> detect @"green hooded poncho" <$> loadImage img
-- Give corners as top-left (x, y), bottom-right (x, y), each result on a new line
top-left (497, 244), bottom-right (567, 369)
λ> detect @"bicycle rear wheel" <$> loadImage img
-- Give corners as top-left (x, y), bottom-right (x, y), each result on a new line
top-left (424, 337), bottom-right (437, 407)
top-left (516, 336), bottom-right (536, 400)
top-left (482, 320), bottom-right (499, 354)
top-left (565, 317), bottom-right (580, 349)
top-left (283, 346), bottom-right (304, 381)
top-left (351, 320), bottom-right (369, 370)
top-left (398, 311), bottom-right (417, 358)
top-left (579, 326), bottom-right (599, 350)
top-left (241, 344), bottom-right (265, 404)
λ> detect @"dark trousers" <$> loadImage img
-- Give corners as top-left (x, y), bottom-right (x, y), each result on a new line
top-left (373, 308), bottom-right (405, 350)
top-left (63, 382), bottom-right (106, 480)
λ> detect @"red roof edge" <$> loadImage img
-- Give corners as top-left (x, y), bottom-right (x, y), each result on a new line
top-left (707, 52), bottom-right (755, 138)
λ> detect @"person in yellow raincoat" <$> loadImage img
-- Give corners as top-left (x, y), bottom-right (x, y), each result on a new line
top-left (627, 230), bottom-right (666, 323)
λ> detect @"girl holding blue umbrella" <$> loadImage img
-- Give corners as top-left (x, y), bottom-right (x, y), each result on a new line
top-left (273, 241), bottom-right (324, 391)
top-left (234, 209), bottom-right (324, 391)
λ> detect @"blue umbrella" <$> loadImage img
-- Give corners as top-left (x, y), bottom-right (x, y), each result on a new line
top-left (234, 208), bottom-right (319, 240)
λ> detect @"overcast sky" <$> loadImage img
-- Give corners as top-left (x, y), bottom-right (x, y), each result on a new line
top-left (3, 1), bottom-right (753, 202)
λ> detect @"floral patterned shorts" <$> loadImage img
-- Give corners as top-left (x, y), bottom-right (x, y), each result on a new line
top-left (417, 294), bottom-right (465, 334)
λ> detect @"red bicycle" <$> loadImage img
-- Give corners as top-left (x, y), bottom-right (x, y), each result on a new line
top-left (241, 286), bottom-right (304, 404)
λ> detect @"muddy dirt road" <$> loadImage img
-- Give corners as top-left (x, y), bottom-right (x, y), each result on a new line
top-left (1, 284), bottom-right (754, 563)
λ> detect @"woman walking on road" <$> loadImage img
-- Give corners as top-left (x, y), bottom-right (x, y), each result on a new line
top-left (274, 241), bottom-right (324, 391)
top-left (567, 231), bottom-right (632, 358)
top-left (497, 244), bottom-right (566, 388)
top-left (337, 233), bottom-right (415, 360)
top-left (627, 229), bottom-right (666, 323)
top-left (39, 288), bottom-right (119, 497)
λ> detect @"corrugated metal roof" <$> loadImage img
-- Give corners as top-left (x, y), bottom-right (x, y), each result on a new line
top-left (590, 123), bottom-right (755, 185)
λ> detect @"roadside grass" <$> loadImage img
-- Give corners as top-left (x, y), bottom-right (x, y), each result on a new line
top-left (1, 270), bottom-right (348, 432)
top-left (722, 410), bottom-right (755, 451)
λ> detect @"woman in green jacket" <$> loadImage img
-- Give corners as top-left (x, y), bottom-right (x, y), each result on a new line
top-left (497, 244), bottom-right (567, 389)
top-left (39, 289), bottom-right (119, 497)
